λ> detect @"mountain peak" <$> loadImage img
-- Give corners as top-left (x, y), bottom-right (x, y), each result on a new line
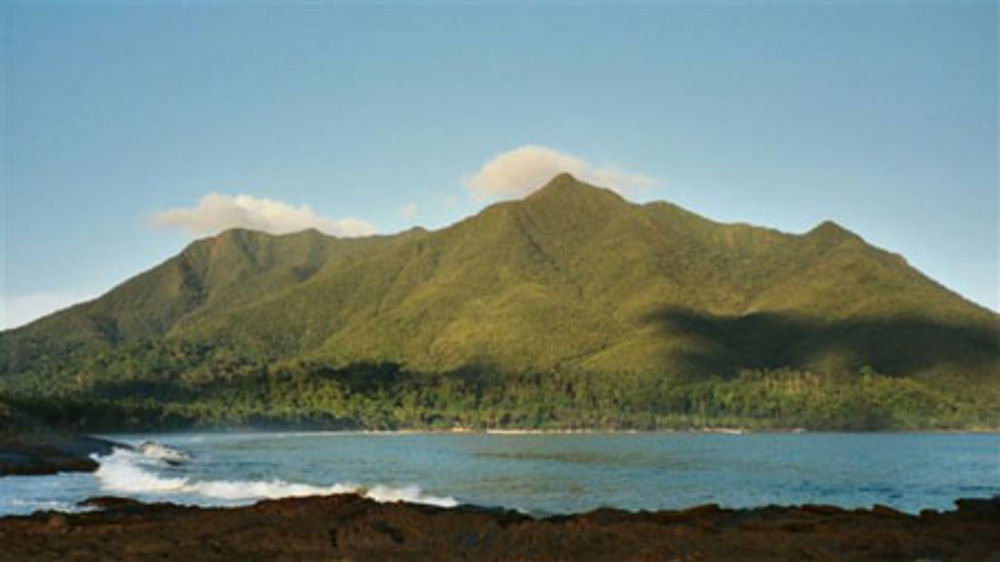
top-left (528, 172), bottom-right (583, 195)
top-left (548, 171), bottom-right (579, 184)
top-left (813, 219), bottom-right (845, 231)
top-left (526, 173), bottom-right (625, 205)
top-left (806, 220), bottom-right (857, 243)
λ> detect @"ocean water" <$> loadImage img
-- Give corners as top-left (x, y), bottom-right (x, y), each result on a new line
top-left (1, 432), bottom-right (998, 517)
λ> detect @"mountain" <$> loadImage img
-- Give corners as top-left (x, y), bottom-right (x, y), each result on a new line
top-left (2, 174), bottom-right (998, 430)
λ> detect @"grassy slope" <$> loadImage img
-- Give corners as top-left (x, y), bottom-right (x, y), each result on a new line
top-left (157, 174), bottom-right (998, 379)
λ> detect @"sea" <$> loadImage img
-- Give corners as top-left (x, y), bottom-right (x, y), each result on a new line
top-left (1, 432), bottom-right (998, 517)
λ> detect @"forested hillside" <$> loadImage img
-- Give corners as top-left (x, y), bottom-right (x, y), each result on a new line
top-left (3, 174), bottom-right (997, 430)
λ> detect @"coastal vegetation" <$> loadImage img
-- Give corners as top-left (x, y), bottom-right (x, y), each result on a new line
top-left (2, 349), bottom-right (997, 432)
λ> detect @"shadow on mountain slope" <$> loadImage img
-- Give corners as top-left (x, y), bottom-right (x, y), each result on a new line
top-left (642, 307), bottom-right (1000, 379)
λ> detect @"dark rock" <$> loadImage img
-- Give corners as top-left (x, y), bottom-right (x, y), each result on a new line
top-left (0, 432), bottom-right (129, 476)
top-left (955, 496), bottom-right (1000, 518)
top-left (871, 504), bottom-right (907, 518)
top-left (0, 399), bottom-right (131, 477)
top-left (77, 496), bottom-right (145, 510)
top-left (919, 508), bottom-right (940, 520)
top-left (1, 494), bottom-right (998, 560)
top-left (800, 504), bottom-right (842, 516)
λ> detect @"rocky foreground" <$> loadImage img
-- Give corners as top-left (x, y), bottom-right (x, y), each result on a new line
top-left (1, 494), bottom-right (998, 561)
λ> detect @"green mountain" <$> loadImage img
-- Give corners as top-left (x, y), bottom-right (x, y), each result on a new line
top-left (2, 174), bottom-right (998, 430)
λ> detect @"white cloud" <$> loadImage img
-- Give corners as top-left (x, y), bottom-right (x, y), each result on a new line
top-left (398, 203), bottom-right (419, 220)
top-left (1, 291), bottom-right (96, 330)
top-left (463, 145), bottom-right (656, 200)
top-left (149, 193), bottom-right (376, 238)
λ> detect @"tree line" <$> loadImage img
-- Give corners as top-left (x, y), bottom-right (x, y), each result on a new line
top-left (2, 340), bottom-right (996, 432)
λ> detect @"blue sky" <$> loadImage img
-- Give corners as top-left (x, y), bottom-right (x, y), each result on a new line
top-left (2, 2), bottom-right (997, 328)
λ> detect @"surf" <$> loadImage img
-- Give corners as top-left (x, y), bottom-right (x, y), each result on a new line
top-left (91, 448), bottom-right (457, 508)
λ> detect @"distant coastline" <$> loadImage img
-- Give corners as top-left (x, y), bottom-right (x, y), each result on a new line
top-left (95, 425), bottom-right (1000, 438)
top-left (7, 423), bottom-right (998, 478)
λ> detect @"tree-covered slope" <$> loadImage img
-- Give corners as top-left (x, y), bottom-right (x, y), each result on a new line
top-left (3, 173), bottom-right (998, 381)
top-left (1, 174), bottom-right (997, 430)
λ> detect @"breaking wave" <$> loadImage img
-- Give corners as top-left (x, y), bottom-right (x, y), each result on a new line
top-left (137, 441), bottom-right (193, 464)
top-left (92, 448), bottom-right (457, 508)
top-left (0, 498), bottom-right (90, 516)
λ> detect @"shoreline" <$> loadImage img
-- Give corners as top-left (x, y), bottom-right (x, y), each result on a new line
top-left (96, 425), bottom-right (1000, 438)
top-left (7, 427), bottom-right (996, 477)
top-left (2, 493), bottom-right (997, 560)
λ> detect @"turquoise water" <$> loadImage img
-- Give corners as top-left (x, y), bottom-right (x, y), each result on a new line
top-left (1, 432), bottom-right (998, 517)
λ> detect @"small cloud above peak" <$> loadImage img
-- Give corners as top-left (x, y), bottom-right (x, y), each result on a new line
top-left (148, 193), bottom-right (376, 238)
top-left (463, 145), bottom-right (656, 201)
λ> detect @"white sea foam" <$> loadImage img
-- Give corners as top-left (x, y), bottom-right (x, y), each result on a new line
top-left (0, 498), bottom-right (88, 515)
top-left (137, 441), bottom-right (193, 464)
top-left (365, 483), bottom-right (456, 505)
top-left (91, 449), bottom-right (457, 507)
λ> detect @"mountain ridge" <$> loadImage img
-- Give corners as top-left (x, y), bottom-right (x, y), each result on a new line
top-left (2, 174), bottom-right (998, 431)
top-left (2, 174), bottom-right (997, 382)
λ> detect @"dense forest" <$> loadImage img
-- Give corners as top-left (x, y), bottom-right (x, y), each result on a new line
top-left (2, 340), bottom-right (997, 432)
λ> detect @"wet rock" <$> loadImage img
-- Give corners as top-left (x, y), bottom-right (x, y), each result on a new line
top-left (870, 504), bottom-right (907, 518)
top-left (955, 497), bottom-right (1000, 518)
top-left (77, 496), bottom-right (145, 510)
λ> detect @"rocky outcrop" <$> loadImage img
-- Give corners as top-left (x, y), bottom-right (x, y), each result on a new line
top-left (0, 433), bottom-right (122, 476)
top-left (0, 403), bottom-right (125, 476)
top-left (1, 494), bottom-right (997, 561)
